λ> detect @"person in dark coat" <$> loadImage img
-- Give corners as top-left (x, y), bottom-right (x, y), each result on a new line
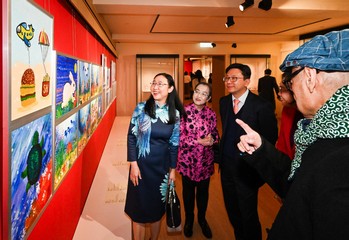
top-left (258, 69), bottom-right (279, 111)
top-left (219, 63), bottom-right (278, 240)
top-left (236, 29), bottom-right (349, 240)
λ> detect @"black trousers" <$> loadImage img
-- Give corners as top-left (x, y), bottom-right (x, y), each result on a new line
top-left (220, 161), bottom-right (262, 240)
top-left (181, 175), bottom-right (210, 223)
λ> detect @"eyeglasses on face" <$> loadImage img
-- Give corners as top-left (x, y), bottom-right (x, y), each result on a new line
top-left (194, 89), bottom-right (209, 98)
top-left (150, 81), bottom-right (168, 88)
top-left (282, 67), bottom-right (305, 91)
top-left (278, 85), bottom-right (288, 93)
top-left (223, 76), bottom-right (244, 82)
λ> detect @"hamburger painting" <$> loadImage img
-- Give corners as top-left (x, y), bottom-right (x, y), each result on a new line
top-left (16, 22), bottom-right (37, 107)
top-left (20, 68), bottom-right (36, 106)
top-left (11, 0), bottom-right (53, 121)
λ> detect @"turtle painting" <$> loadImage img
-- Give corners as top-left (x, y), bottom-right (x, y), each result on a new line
top-left (21, 130), bottom-right (46, 192)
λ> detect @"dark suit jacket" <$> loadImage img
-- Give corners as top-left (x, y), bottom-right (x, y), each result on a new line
top-left (258, 75), bottom-right (279, 109)
top-left (219, 91), bottom-right (278, 179)
top-left (245, 137), bottom-right (349, 240)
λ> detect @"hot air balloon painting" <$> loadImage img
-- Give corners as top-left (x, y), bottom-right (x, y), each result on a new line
top-left (16, 22), bottom-right (37, 107)
top-left (11, 0), bottom-right (53, 121)
top-left (38, 30), bottom-right (50, 97)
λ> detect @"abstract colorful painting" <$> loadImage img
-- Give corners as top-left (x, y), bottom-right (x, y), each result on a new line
top-left (91, 64), bottom-right (102, 97)
top-left (90, 95), bottom-right (102, 133)
top-left (78, 103), bottom-right (91, 153)
top-left (55, 54), bottom-right (78, 118)
top-left (11, 0), bottom-right (53, 121)
top-left (78, 60), bottom-right (91, 104)
top-left (11, 113), bottom-right (52, 240)
top-left (54, 113), bottom-right (78, 189)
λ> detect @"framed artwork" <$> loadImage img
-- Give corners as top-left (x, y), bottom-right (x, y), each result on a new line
top-left (112, 81), bottom-right (117, 100)
top-left (78, 103), bottom-right (91, 153)
top-left (54, 113), bottom-right (78, 189)
top-left (10, 0), bottom-right (53, 121)
top-left (99, 65), bottom-right (104, 90)
top-left (55, 54), bottom-right (78, 118)
top-left (11, 113), bottom-right (52, 240)
top-left (105, 88), bottom-right (111, 110)
top-left (102, 54), bottom-right (107, 89)
top-left (90, 95), bottom-right (102, 133)
top-left (97, 95), bottom-right (103, 119)
top-left (91, 64), bottom-right (102, 97)
top-left (78, 60), bottom-right (91, 104)
top-left (111, 60), bottom-right (116, 83)
top-left (106, 67), bottom-right (111, 89)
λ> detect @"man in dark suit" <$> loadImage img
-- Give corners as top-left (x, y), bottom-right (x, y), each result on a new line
top-left (219, 63), bottom-right (278, 240)
top-left (258, 69), bottom-right (279, 111)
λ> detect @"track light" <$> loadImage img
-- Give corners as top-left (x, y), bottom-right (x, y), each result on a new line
top-left (239, 0), bottom-right (254, 12)
top-left (258, 0), bottom-right (272, 11)
top-left (200, 42), bottom-right (216, 48)
top-left (225, 16), bottom-right (235, 28)
top-left (232, 43), bottom-right (237, 48)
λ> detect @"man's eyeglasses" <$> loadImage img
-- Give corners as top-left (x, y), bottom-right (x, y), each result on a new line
top-left (194, 89), bottom-right (209, 98)
top-left (150, 81), bottom-right (168, 88)
top-left (282, 67), bottom-right (304, 91)
top-left (223, 76), bottom-right (244, 82)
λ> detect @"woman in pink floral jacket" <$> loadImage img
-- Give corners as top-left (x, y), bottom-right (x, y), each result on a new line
top-left (177, 82), bottom-right (219, 238)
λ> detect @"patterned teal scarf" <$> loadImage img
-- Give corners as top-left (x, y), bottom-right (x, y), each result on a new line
top-left (289, 85), bottom-right (349, 180)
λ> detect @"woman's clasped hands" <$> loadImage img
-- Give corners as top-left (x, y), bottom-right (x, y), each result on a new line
top-left (197, 134), bottom-right (214, 146)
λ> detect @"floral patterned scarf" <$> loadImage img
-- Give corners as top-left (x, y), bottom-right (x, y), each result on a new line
top-left (131, 102), bottom-right (180, 159)
top-left (289, 85), bottom-right (349, 180)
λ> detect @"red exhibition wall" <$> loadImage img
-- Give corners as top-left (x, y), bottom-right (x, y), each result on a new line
top-left (1, 0), bottom-right (118, 239)
top-left (28, 101), bottom-right (116, 240)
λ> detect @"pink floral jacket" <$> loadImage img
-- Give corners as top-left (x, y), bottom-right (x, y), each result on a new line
top-left (176, 103), bottom-right (219, 181)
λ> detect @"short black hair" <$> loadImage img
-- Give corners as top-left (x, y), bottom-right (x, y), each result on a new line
top-left (225, 63), bottom-right (251, 79)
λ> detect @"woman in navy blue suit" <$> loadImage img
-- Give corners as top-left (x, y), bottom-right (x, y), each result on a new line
top-left (219, 63), bottom-right (278, 240)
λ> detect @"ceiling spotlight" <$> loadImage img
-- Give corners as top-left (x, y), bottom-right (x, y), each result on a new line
top-left (211, 43), bottom-right (216, 48)
top-left (225, 16), bottom-right (235, 28)
top-left (258, 0), bottom-right (272, 11)
top-left (232, 43), bottom-right (237, 48)
top-left (239, 0), bottom-right (254, 12)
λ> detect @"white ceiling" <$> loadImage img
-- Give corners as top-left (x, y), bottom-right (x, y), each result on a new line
top-left (91, 0), bottom-right (349, 45)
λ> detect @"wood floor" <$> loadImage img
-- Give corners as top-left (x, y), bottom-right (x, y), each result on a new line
top-left (149, 168), bottom-right (281, 240)
top-left (152, 99), bottom-right (282, 239)
top-left (74, 116), bottom-right (281, 240)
